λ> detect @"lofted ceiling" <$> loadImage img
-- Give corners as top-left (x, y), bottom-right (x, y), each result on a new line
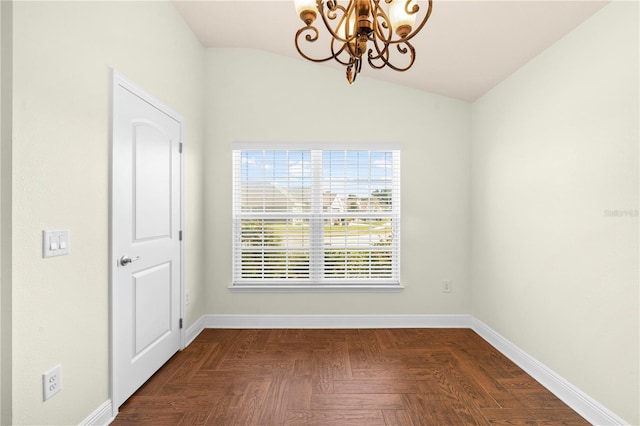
top-left (172, 0), bottom-right (608, 102)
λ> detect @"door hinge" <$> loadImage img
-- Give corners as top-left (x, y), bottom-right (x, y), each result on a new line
top-left (179, 230), bottom-right (183, 241)
top-left (179, 143), bottom-right (183, 153)
top-left (179, 318), bottom-right (183, 329)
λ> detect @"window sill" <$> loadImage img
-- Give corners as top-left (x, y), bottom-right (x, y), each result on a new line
top-left (228, 284), bottom-right (404, 293)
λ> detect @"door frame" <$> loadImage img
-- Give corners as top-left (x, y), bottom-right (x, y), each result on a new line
top-left (109, 70), bottom-right (185, 417)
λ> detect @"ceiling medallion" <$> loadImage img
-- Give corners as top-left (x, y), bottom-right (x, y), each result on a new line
top-left (294, 0), bottom-right (433, 84)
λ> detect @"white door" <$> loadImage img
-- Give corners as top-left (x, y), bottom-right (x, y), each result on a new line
top-left (111, 73), bottom-right (183, 409)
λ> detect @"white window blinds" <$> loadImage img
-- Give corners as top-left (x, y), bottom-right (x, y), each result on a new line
top-left (232, 146), bottom-right (400, 286)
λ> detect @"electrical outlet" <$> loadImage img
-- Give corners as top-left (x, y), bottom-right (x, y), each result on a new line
top-left (185, 291), bottom-right (190, 305)
top-left (442, 280), bottom-right (452, 293)
top-left (43, 364), bottom-right (62, 401)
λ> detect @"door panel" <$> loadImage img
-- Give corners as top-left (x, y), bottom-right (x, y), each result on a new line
top-left (132, 262), bottom-right (172, 357)
top-left (134, 123), bottom-right (173, 241)
top-left (112, 73), bottom-right (183, 409)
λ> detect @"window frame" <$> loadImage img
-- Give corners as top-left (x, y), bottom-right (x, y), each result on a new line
top-left (230, 143), bottom-right (402, 292)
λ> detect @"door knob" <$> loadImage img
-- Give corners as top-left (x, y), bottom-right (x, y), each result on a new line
top-left (120, 255), bottom-right (141, 266)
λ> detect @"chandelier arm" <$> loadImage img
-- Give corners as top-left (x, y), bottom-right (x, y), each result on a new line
top-left (382, 0), bottom-right (419, 16)
top-left (295, 26), bottom-right (346, 63)
top-left (372, 2), bottom-right (393, 43)
top-left (330, 36), bottom-right (357, 67)
top-left (388, 42), bottom-right (416, 71)
top-left (315, 0), bottom-right (360, 45)
top-left (366, 35), bottom-right (391, 69)
top-left (368, 40), bottom-right (416, 72)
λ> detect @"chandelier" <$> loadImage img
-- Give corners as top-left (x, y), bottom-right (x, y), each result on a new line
top-left (294, 0), bottom-right (433, 84)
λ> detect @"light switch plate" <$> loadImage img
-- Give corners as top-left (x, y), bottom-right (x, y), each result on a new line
top-left (43, 229), bottom-right (70, 258)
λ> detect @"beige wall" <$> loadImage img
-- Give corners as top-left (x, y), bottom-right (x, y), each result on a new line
top-left (204, 49), bottom-right (472, 316)
top-left (9, 1), bottom-right (205, 424)
top-left (471, 2), bottom-right (639, 424)
top-left (0, 1), bottom-right (4, 422)
top-left (0, 1), bottom-right (12, 423)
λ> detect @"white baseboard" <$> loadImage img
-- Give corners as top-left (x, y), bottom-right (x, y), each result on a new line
top-left (471, 317), bottom-right (628, 426)
top-left (79, 400), bottom-right (114, 426)
top-left (203, 314), bottom-right (473, 329)
top-left (184, 315), bottom-right (206, 347)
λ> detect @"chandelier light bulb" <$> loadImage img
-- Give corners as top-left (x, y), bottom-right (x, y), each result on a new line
top-left (294, 0), bottom-right (317, 25)
top-left (389, 0), bottom-right (418, 38)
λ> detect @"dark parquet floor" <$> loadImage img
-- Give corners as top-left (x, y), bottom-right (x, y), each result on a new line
top-left (111, 328), bottom-right (589, 425)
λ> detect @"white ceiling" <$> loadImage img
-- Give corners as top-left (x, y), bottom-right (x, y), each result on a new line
top-left (173, 0), bottom-right (608, 102)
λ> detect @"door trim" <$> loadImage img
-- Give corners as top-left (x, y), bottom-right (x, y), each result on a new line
top-left (109, 70), bottom-right (185, 417)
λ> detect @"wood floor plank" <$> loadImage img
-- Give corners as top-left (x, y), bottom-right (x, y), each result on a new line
top-left (329, 340), bottom-right (352, 381)
top-left (311, 349), bottom-right (334, 394)
top-left (247, 328), bottom-right (273, 351)
top-left (204, 394), bottom-right (243, 426)
top-left (198, 340), bottom-right (228, 371)
top-left (111, 328), bottom-right (590, 426)
top-left (333, 378), bottom-right (424, 394)
top-left (227, 329), bottom-right (261, 360)
top-left (382, 409), bottom-right (415, 426)
top-left (216, 358), bottom-right (295, 374)
top-left (451, 401), bottom-right (493, 426)
top-left (311, 393), bottom-right (404, 410)
top-left (401, 393), bottom-right (463, 425)
top-left (448, 352), bottom-right (503, 409)
top-left (481, 408), bottom-right (591, 425)
top-left (293, 358), bottom-right (312, 376)
top-left (240, 348), bottom-right (314, 362)
top-left (257, 372), bottom-right (290, 425)
top-left (284, 409), bottom-right (386, 426)
top-left (350, 360), bottom-right (442, 382)
top-left (166, 341), bottom-right (219, 384)
top-left (116, 395), bottom-right (216, 413)
top-left (111, 412), bottom-right (184, 425)
top-left (177, 411), bottom-right (211, 426)
top-left (233, 380), bottom-right (271, 425)
top-left (284, 376), bottom-right (313, 410)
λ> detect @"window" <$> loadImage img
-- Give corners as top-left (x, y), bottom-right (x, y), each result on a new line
top-left (232, 144), bottom-right (400, 290)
